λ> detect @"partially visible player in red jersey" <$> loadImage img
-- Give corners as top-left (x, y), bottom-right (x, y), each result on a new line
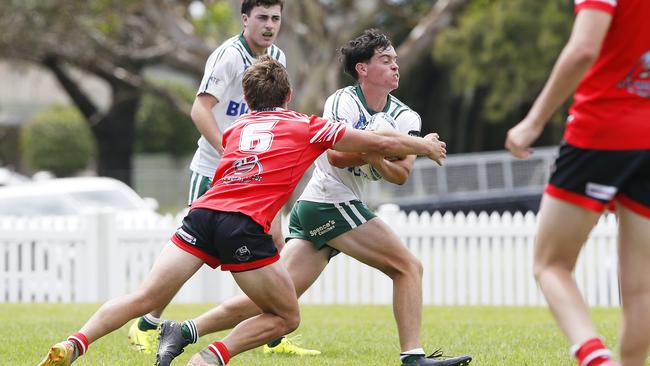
top-left (506, 1), bottom-right (650, 366)
top-left (37, 55), bottom-right (447, 366)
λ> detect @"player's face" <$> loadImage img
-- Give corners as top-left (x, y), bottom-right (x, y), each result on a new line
top-left (364, 46), bottom-right (399, 91)
top-left (242, 5), bottom-right (282, 55)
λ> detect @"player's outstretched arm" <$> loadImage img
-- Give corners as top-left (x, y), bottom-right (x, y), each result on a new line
top-left (333, 128), bottom-right (446, 166)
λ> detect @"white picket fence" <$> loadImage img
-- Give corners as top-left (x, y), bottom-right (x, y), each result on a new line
top-left (0, 208), bottom-right (620, 306)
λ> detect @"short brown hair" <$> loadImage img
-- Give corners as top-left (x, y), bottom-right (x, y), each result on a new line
top-left (241, 0), bottom-right (284, 15)
top-left (243, 55), bottom-right (290, 111)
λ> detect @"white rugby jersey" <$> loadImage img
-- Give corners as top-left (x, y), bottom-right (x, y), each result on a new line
top-left (190, 33), bottom-right (286, 178)
top-left (299, 85), bottom-right (422, 204)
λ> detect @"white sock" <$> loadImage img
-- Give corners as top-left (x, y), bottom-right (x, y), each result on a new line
top-left (400, 348), bottom-right (426, 361)
top-left (143, 314), bottom-right (161, 327)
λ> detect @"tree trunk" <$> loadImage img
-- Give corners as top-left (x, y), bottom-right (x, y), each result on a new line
top-left (92, 85), bottom-right (141, 185)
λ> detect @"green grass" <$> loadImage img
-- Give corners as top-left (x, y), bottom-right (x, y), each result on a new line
top-left (2, 304), bottom-right (623, 365)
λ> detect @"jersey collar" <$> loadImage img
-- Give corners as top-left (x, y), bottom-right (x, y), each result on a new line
top-left (239, 32), bottom-right (266, 58)
top-left (354, 84), bottom-right (392, 115)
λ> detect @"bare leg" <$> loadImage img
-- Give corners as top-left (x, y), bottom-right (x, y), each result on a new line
top-left (80, 242), bottom-right (203, 342)
top-left (219, 261), bottom-right (300, 356)
top-left (145, 216), bottom-right (285, 322)
top-left (617, 204), bottom-right (650, 366)
top-left (146, 305), bottom-right (168, 319)
top-left (269, 213), bottom-right (285, 252)
top-left (328, 218), bottom-right (423, 351)
top-left (194, 239), bottom-right (330, 336)
top-left (534, 194), bottom-right (601, 345)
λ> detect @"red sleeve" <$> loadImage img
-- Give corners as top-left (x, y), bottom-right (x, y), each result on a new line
top-left (307, 115), bottom-right (347, 149)
top-left (574, 0), bottom-right (616, 15)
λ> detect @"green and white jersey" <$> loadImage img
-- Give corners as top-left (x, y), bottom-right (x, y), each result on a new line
top-left (299, 85), bottom-right (422, 204)
top-left (189, 33), bottom-right (286, 178)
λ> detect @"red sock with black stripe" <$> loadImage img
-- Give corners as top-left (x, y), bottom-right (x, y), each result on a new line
top-left (572, 337), bottom-right (613, 366)
top-left (67, 332), bottom-right (89, 357)
top-left (208, 341), bottom-right (231, 365)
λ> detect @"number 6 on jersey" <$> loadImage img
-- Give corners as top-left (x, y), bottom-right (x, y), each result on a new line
top-left (239, 121), bottom-right (277, 152)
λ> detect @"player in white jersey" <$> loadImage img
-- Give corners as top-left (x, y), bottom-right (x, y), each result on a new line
top-left (126, 0), bottom-right (317, 357)
top-left (188, 13), bottom-right (286, 201)
top-left (160, 29), bottom-right (471, 366)
top-left (301, 85), bottom-right (421, 203)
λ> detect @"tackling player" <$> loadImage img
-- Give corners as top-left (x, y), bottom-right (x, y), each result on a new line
top-left (126, 0), bottom-right (318, 357)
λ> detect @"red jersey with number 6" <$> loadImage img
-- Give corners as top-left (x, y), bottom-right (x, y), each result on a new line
top-left (565, 0), bottom-right (650, 149)
top-left (191, 109), bottom-right (346, 232)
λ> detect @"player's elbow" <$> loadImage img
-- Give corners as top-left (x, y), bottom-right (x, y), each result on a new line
top-left (385, 171), bottom-right (408, 186)
top-left (566, 43), bottom-right (600, 66)
top-left (393, 176), bottom-right (408, 186)
top-left (327, 152), bottom-right (343, 168)
top-left (327, 152), bottom-right (347, 168)
top-left (190, 102), bottom-right (201, 124)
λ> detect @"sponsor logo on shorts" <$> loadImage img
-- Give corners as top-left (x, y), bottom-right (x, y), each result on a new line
top-left (176, 227), bottom-right (197, 245)
top-left (234, 245), bottom-right (252, 262)
top-left (586, 182), bottom-right (618, 201)
top-left (309, 220), bottom-right (336, 237)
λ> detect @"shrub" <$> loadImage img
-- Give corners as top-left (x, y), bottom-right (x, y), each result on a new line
top-left (135, 81), bottom-right (199, 157)
top-left (20, 105), bottom-right (96, 176)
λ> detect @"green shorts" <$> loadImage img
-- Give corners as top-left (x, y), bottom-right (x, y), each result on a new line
top-left (188, 171), bottom-right (212, 205)
top-left (286, 200), bottom-right (376, 250)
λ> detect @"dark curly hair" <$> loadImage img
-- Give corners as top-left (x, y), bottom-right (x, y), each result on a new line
top-left (340, 29), bottom-right (393, 80)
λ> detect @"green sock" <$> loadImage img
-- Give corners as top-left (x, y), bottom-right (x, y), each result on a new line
top-left (180, 320), bottom-right (198, 343)
top-left (267, 336), bottom-right (284, 348)
top-left (137, 317), bottom-right (158, 331)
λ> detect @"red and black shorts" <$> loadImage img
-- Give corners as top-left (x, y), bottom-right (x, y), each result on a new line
top-left (546, 143), bottom-right (650, 218)
top-left (171, 208), bottom-right (279, 272)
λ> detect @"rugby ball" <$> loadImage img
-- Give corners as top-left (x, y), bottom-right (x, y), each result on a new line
top-left (358, 113), bottom-right (398, 181)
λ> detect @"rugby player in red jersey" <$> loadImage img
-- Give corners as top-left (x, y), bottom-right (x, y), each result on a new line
top-left (506, 1), bottom-right (650, 365)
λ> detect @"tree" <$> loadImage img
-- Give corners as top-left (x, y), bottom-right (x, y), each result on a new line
top-left (0, 0), bottom-right (231, 184)
top-left (433, 0), bottom-right (573, 151)
top-left (280, 0), bottom-right (470, 115)
top-left (0, 0), bottom-right (469, 184)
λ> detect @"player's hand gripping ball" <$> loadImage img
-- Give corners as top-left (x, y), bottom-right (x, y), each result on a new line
top-left (359, 112), bottom-right (398, 181)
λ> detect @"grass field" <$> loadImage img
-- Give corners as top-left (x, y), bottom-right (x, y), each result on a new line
top-left (3, 304), bottom-right (623, 366)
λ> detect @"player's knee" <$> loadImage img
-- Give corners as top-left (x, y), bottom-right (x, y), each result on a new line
top-left (283, 312), bottom-right (301, 334)
top-left (533, 260), bottom-right (570, 284)
top-left (390, 253), bottom-right (422, 279)
top-left (392, 256), bottom-right (423, 279)
top-left (532, 261), bottom-right (547, 283)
